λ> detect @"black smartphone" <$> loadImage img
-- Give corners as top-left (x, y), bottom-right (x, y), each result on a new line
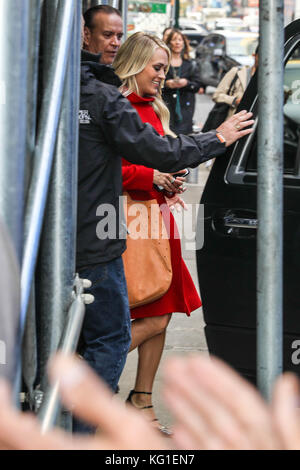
top-left (172, 169), bottom-right (190, 179)
top-left (153, 169), bottom-right (190, 192)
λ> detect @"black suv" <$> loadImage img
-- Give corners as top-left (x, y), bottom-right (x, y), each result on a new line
top-left (196, 19), bottom-right (300, 384)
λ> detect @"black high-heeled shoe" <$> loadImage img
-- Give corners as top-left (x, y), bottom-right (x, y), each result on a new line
top-left (126, 390), bottom-right (172, 436)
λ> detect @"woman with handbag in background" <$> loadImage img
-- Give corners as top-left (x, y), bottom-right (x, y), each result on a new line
top-left (113, 32), bottom-right (201, 435)
top-left (202, 49), bottom-right (259, 132)
top-left (163, 29), bottom-right (203, 135)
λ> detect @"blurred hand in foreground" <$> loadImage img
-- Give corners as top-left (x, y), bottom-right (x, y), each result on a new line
top-left (0, 353), bottom-right (300, 450)
top-left (163, 355), bottom-right (300, 450)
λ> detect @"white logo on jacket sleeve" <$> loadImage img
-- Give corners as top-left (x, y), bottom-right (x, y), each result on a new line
top-left (79, 110), bottom-right (92, 124)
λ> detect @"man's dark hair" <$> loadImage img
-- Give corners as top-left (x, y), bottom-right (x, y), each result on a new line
top-left (84, 5), bottom-right (121, 30)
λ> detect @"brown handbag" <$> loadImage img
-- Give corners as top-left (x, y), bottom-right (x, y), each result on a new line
top-left (122, 192), bottom-right (173, 309)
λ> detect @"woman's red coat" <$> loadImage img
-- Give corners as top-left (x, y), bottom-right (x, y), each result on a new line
top-left (122, 92), bottom-right (201, 319)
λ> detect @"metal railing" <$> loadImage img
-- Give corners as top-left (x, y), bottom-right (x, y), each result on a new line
top-left (38, 276), bottom-right (92, 432)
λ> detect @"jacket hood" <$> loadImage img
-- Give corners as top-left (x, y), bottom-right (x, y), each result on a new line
top-left (81, 49), bottom-right (102, 63)
top-left (81, 50), bottom-right (122, 89)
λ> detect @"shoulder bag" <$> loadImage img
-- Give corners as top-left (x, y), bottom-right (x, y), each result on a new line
top-left (122, 192), bottom-right (173, 309)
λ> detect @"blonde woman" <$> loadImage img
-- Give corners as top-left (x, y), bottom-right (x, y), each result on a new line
top-left (113, 32), bottom-right (201, 434)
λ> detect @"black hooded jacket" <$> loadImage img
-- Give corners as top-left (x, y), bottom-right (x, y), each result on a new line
top-left (77, 52), bottom-right (225, 269)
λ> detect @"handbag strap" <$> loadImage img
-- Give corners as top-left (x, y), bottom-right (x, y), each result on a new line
top-left (227, 69), bottom-right (240, 96)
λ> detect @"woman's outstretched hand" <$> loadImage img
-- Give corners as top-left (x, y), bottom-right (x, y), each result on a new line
top-left (165, 194), bottom-right (187, 212)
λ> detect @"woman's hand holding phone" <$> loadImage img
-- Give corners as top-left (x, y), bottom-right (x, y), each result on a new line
top-left (153, 170), bottom-right (186, 193)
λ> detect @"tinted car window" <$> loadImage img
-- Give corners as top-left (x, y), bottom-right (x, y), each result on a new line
top-left (246, 44), bottom-right (300, 175)
top-left (226, 38), bottom-right (300, 185)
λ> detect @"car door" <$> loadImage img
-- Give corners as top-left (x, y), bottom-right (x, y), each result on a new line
top-left (196, 19), bottom-right (300, 384)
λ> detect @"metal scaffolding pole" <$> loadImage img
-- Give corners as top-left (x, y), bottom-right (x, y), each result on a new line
top-left (257, 0), bottom-right (284, 399)
top-left (20, 0), bottom-right (75, 341)
top-left (122, 0), bottom-right (128, 40)
top-left (22, 0), bottom-right (43, 406)
top-left (38, 277), bottom-right (87, 433)
top-left (26, 0), bottom-right (43, 191)
top-left (0, 0), bottom-right (30, 261)
top-left (36, 0), bottom-right (81, 426)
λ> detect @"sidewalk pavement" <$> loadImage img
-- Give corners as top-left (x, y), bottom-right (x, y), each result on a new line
top-left (118, 164), bottom-right (212, 428)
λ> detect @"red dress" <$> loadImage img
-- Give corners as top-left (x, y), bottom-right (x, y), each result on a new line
top-left (122, 92), bottom-right (201, 319)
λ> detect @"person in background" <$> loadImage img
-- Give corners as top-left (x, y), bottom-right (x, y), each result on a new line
top-left (212, 48), bottom-right (259, 119)
top-left (162, 26), bottom-right (172, 43)
top-left (163, 29), bottom-right (203, 135)
top-left (83, 4), bottom-right (123, 65)
top-left (113, 32), bottom-right (202, 435)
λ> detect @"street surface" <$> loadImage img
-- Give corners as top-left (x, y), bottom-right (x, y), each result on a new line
top-left (118, 93), bottom-right (216, 428)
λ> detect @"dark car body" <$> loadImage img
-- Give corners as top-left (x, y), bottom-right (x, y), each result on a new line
top-left (196, 19), bottom-right (300, 384)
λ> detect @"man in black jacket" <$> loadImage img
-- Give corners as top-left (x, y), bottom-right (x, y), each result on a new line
top-left (75, 49), bottom-right (253, 433)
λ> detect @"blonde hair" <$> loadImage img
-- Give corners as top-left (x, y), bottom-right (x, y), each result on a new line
top-left (113, 32), bottom-right (176, 137)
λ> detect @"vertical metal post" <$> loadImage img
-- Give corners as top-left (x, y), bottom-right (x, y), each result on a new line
top-left (41, 0), bottom-right (59, 85)
top-left (22, 0), bottom-right (43, 404)
top-left (20, 0), bottom-right (75, 338)
top-left (26, 0), bottom-right (43, 190)
top-left (257, 0), bottom-right (284, 399)
top-left (36, 0), bottom-right (81, 429)
top-left (122, 0), bottom-right (128, 40)
top-left (174, 0), bottom-right (180, 29)
top-left (171, 0), bottom-right (176, 27)
top-left (0, 0), bottom-right (30, 261)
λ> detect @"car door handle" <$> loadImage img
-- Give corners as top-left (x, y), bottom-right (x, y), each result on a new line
top-left (223, 215), bottom-right (258, 229)
top-left (212, 209), bottom-right (258, 238)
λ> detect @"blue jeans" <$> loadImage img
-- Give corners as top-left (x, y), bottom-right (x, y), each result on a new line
top-left (73, 256), bottom-right (131, 433)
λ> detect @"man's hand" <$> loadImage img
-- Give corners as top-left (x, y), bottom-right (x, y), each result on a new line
top-left (216, 110), bottom-right (254, 147)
